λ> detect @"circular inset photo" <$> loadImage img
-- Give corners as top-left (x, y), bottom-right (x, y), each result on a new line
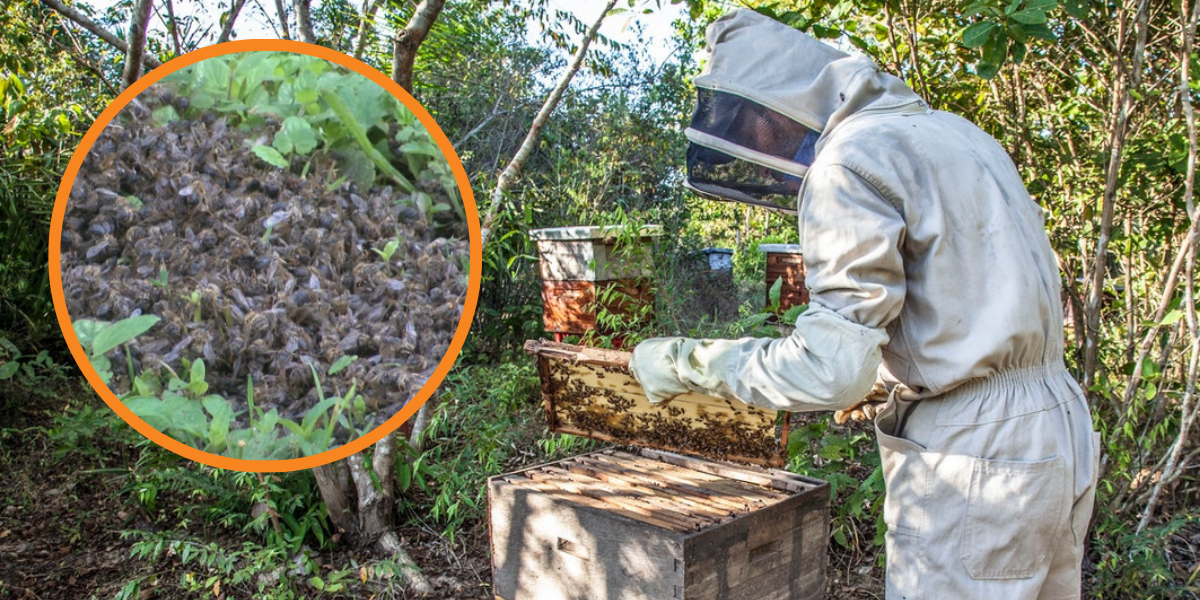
top-left (50, 43), bottom-right (479, 471)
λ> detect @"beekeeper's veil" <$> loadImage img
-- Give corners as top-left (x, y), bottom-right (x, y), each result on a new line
top-left (685, 10), bottom-right (924, 214)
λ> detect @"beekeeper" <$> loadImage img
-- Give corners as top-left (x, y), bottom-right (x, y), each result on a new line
top-left (631, 9), bottom-right (1099, 600)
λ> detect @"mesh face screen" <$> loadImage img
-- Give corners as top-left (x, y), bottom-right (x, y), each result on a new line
top-left (686, 87), bottom-right (816, 212)
top-left (685, 88), bottom-right (818, 214)
top-left (689, 88), bottom-right (815, 163)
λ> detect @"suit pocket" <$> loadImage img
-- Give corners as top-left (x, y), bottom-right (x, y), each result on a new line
top-left (960, 454), bottom-right (1068, 580)
top-left (876, 413), bottom-right (932, 538)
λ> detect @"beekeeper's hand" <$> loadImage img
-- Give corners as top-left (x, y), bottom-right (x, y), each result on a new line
top-left (630, 337), bottom-right (742, 406)
top-left (832, 379), bottom-right (889, 424)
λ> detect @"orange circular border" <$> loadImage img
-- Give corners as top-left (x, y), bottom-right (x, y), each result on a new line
top-left (49, 40), bottom-right (481, 472)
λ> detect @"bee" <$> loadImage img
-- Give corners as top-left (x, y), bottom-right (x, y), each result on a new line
top-left (244, 311), bottom-right (272, 337)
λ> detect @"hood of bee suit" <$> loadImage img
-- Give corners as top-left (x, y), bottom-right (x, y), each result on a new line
top-left (684, 9), bottom-right (926, 214)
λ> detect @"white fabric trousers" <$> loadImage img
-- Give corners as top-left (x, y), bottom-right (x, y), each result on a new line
top-left (875, 366), bottom-right (1099, 600)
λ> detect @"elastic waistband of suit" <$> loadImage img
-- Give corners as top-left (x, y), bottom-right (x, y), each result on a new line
top-left (936, 363), bottom-right (1074, 403)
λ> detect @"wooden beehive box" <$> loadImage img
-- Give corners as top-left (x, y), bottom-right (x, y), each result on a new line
top-left (530, 225), bottom-right (662, 337)
top-left (524, 340), bottom-right (789, 467)
top-left (759, 243), bottom-right (809, 311)
top-left (488, 448), bottom-right (829, 600)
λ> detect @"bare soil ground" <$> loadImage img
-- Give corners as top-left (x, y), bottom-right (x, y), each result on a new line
top-left (0, 383), bottom-right (887, 600)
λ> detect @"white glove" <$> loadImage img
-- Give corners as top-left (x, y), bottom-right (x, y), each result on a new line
top-left (631, 305), bottom-right (889, 412)
top-left (630, 337), bottom-right (743, 405)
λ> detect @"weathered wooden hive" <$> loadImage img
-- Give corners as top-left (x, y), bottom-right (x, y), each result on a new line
top-left (489, 448), bottom-right (828, 600)
top-left (490, 341), bottom-right (830, 600)
top-left (529, 225), bottom-right (662, 340)
top-left (759, 243), bottom-right (809, 311)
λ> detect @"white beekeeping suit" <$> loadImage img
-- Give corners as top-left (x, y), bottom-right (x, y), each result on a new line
top-left (631, 9), bottom-right (1099, 600)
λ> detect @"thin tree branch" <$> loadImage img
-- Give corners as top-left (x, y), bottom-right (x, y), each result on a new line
top-left (121, 0), bottom-right (155, 89)
top-left (217, 0), bottom-right (252, 43)
top-left (481, 0), bottom-right (620, 249)
top-left (274, 0), bottom-right (291, 39)
top-left (1083, 0), bottom-right (1151, 394)
top-left (390, 0), bottom-right (447, 92)
top-left (163, 0), bottom-right (182, 56)
top-left (352, 0), bottom-right (383, 60)
top-left (40, 0), bottom-right (163, 69)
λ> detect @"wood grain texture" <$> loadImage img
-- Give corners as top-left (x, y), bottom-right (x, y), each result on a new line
top-left (488, 448), bottom-right (830, 600)
top-left (764, 252), bottom-right (809, 310)
top-left (524, 341), bottom-right (789, 466)
top-left (539, 279), bottom-right (654, 334)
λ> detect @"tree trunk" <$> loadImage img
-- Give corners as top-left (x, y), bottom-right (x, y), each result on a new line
top-left (480, 0), bottom-right (619, 249)
top-left (311, 431), bottom-right (433, 593)
top-left (40, 0), bottom-right (162, 70)
top-left (295, 0), bottom-right (315, 44)
top-left (390, 0), bottom-right (446, 92)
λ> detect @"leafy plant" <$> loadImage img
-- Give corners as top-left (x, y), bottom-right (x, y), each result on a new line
top-left (117, 351), bottom-right (368, 460)
top-left (0, 335), bottom-right (68, 390)
top-left (160, 51), bottom-right (460, 216)
top-left (959, 0), bottom-right (1084, 78)
top-left (787, 418), bottom-right (886, 554)
top-left (73, 315), bottom-right (160, 384)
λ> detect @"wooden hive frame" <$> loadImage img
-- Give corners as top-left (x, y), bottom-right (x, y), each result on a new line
top-left (524, 340), bottom-right (790, 467)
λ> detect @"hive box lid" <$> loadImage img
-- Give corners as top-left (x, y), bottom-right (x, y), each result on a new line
top-left (757, 243), bottom-right (803, 254)
top-left (529, 224), bottom-right (664, 241)
top-left (524, 340), bottom-right (789, 467)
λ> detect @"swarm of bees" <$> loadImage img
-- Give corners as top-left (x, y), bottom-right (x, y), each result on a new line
top-left (60, 86), bottom-right (468, 433)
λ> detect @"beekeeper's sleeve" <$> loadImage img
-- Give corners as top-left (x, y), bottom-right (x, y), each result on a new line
top-left (631, 163), bottom-right (905, 411)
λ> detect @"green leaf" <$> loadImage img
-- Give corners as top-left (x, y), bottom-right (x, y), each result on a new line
top-left (964, 1), bottom-right (991, 17)
top-left (768, 277), bottom-right (783, 309)
top-left (252, 144), bottom-right (289, 169)
top-left (296, 88), bottom-right (319, 105)
top-left (92, 315), bottom-right (160, 356)
top-left (982, 30), bottom-right (1010, 65)
top-left (400, 140), bottom-right (440, 157)
top-left (1025, 0), bottom-right (1058, 10)
top-left (301, 397), bottom-right (341, 435)
top-left (1022, 23), bottom-right (1057, 40)
top-left (283, 116), bottom-right (318, 154)
top-left (782, 304), bottom-right (808, 324)
top-left (1062, 0), bottom-right (1087, 18)
top-left (0, 361), bottom-right (18, 379)
top-left (328, 355), bottom-right (358, 376)
top-left (259, 408), bottom-right (281, 435)
top-left (151, 105), bottom-right (178, 126)
top-left (73, 319), bottom-right (108, 351)
top-left (1010, 8), bottom-right (1047, 24)
top-left (190, 91), bottom-right (215, 110)
top-left (977, 61), bottom-right (1002, 79)
top-left (125, 396), bottom-right (170, 430)
top-left (161, 391), bottom-right (209, 440)
top-left (190, 358), bottom-right (205, 384)
top-left (1010, 40), bottom-right (1028, 64)
top-left (962, 21), bottom-right (998, 48)
top-left (273, 128), bottom-right (294, 155)
top-left (202, 395), bottom-right (232, 451)
top-left (1160, 309), bottom-right (1183, 325)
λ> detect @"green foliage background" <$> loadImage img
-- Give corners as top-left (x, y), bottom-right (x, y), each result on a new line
top-left (3, 0), bottom-right (1200, 597)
